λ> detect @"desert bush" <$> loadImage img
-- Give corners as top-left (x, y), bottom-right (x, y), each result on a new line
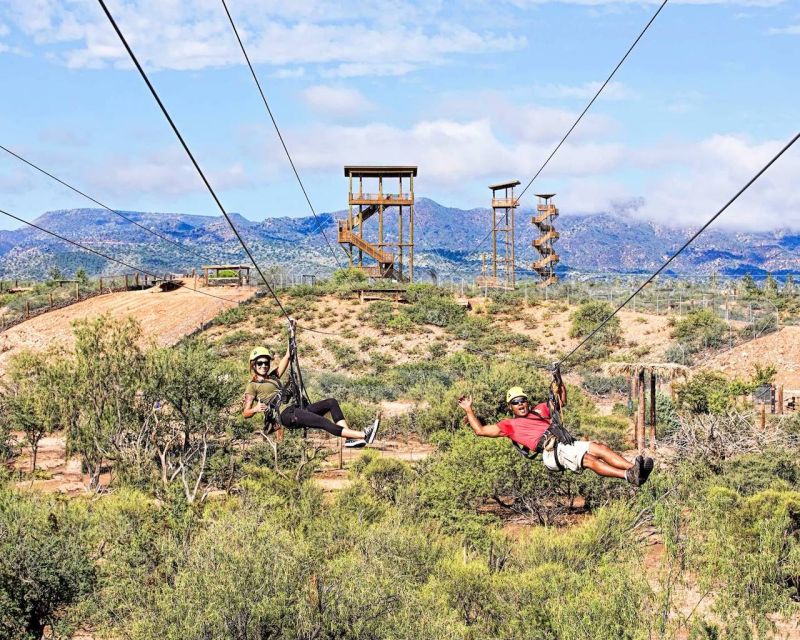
top-left (331, 267), bottom-right (367, 286)
top-left (577, 414), bottom-right (629, 451)
top-left (670, 308), bottom-right (729, 351)
top-left (0, 490), bottom-right (96, 639)
top-left (213, 305), bottom-right (247, 326)
top-left (674, 371), bottom-right (752, 414)
top-left (686, 484), bottom-right (800, 636)
top-left (569, 301), bottom-right (621, 345)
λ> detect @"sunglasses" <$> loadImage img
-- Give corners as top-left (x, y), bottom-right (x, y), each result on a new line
top-left (509, 397), bottom-right (528, 406)
top-left (254, 360), bottom-right (271, 368)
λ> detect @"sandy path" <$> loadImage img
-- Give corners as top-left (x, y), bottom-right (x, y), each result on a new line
top-left (0, 285), bottom-right (255, 370)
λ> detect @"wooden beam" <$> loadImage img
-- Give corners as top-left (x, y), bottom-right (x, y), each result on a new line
top-left (637, 369), bottom-right (646, 453)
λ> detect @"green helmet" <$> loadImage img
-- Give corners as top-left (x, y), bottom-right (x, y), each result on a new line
top-left (506, 386), bottom-right (528, 404)
top-left (249, 347), bottom-right (273, 363)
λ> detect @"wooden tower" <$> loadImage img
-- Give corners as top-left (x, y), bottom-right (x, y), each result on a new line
top-left (339, 166), bottom-right (416, 282)
top-left (532, 193), bottom-right (560, 287)
top-left (476, 180), bottom-right (519, 290)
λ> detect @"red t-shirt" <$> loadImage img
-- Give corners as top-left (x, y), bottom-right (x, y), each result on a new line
top-left (497, 403), bottom-right (551, 450)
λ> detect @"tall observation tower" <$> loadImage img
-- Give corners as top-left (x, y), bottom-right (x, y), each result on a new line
top-left (476, 180), bottom-right (519, 290)
top-left (339, 166), bottom-right (417, 282)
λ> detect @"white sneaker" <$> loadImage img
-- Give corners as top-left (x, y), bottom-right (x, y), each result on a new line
top-left (345, 438), bottom-right (366, 448)
top-left (364, 413), bottom-right (381, 445)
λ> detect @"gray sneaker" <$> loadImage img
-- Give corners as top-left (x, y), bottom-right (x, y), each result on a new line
top-left (640, 457), bottom-right (655, 484)
top-left (625, 460), bottom-right (642, 486)
top-left (364, 413), bottom-right (381, 445)
top-left (345, 438), bottom-right (366, 448)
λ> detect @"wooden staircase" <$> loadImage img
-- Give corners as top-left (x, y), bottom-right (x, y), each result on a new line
top-left (337, 220), bottom-right (398, 279)
top-left (531, 198), bottom-right (560, 286)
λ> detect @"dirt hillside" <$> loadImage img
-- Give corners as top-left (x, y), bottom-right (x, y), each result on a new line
top-left (0, 285), bottom-right (255, 372)
top-left (702, 325), bottom-right (800, 390)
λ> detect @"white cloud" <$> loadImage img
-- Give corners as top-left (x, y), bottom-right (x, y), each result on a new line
top-left (535, 81), bottom-right (637, 101)
top-left (637, 134), bottom-right (800, 231)
top-left (766, 24), bottom-right (800, 34)
top-left (2, 0), bottom-right (526, 75)
top-left (86, 148), bottom-right (251, 198)
top-left (272, 67), bottom-right (305, 79)
top-left (301, 85), bottom-right (375, 120)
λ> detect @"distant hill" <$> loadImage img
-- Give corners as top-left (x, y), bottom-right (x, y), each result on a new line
top-left (1, 198), bottom-right (797, 280)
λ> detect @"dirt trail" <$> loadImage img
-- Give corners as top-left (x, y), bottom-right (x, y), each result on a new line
top-left (0, 285), bottom-right (255, 371)
top-left (701, 325), bottom-right (800, 390)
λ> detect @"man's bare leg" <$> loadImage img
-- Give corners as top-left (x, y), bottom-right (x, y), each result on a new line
top-left (587, 442), bottom-right (634, 470)
top-left (582, 453), bottom-right (629, 479)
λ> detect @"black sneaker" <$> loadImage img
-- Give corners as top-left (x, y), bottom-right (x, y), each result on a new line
top-left (345, 438), bottom-right (366, 448)
top-left (625, 461), bottom-right (641, 486)
top-left (640, 457), bottom-right (655, 484)
top-left (364, 413), bottom-right (381, 445)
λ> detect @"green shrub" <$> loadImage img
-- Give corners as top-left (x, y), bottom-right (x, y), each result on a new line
top-left (0, 490), bottom-right (96, 639)
top-left (569, 301), bottom-right (621, 345)
top-left (213, 305), bottom-right (247, 326)
top-left (331, 267), bottom-right (367, 286)
top-left (670, 309), bottom-right (729, 350)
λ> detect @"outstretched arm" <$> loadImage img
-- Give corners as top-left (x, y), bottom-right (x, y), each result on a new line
top-left (458, 396), bottom-right (501, 437)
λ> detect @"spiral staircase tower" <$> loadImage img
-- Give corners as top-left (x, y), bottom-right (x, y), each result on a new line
top-left (531, 193), bottom-right (560, 287)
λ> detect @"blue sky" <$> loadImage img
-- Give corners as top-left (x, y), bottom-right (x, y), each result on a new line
top-left (1, 0), bottom-right (799, 232)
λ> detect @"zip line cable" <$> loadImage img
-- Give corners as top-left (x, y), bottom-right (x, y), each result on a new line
top-left (0, 206), bottom-right (239, 306)
top-left (0, 144), bottom-right (218, 265)
top-left (515, 0), bottom-right (668, 203)
top-left (460, 0), bottom-right (669, 264)
top-left (559, 130), bottom-right (800, 368)
top-left (220, 0), bottom-right (344, 270)
top-left (97, 0), bottom-right (292, 320)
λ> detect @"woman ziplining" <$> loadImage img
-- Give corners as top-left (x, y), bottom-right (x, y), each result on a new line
top-left (457, 367), bottom-right (654, 486)
top-left (243, 320), bottom-right (380, 448)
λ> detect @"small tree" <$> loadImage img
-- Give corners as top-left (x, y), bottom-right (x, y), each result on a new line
top-left (0, 351), bottom-right (65, 472)
top-left (75, 268), bottom-right (89, 287)
top-left (141, 340), bottom-right (240, 501)
top-left (63, 315), bottom-right (145, 490)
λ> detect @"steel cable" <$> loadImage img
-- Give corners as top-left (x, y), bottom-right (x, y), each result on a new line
top-left (220, 0), bottom-right (344, 270)
top-left (0, 143), bottom-right (218, 265)
top-left (559, 130), bottom-right (800, 367)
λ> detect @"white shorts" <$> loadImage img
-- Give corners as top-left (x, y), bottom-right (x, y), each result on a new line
top-left (542, 439), bottom-right (590, 473)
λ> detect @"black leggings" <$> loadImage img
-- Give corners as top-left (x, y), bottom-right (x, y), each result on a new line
top-left (280, 398), bottom-right (347, 437)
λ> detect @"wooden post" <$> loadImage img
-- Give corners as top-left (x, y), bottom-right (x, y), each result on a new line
top-left (125, 274), bottom-right (129, 290)
top-left (777, 385), bottom-right (784, 415)
top-left (338, 437), bottom-right (343, 470)
top-left (25, 300), bottom-right (30, 318)
top-left (75, 281), bottom-right (79, 300)
top-left (49, 292), bottom-right (53, 308)
top-left (649, 372), bottom-right (657, 448)
top-left (99, 277), bottom-right (103, 292)
top-left (760, 404), bottom-right (766, 430)
top-left (637, 369), bottom-right (646, 453)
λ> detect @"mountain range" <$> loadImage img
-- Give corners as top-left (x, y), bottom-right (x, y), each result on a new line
top-left (1, 198), bottom-right (797, 280)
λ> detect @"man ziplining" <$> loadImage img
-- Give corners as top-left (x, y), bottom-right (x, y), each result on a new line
top-left (457, 372), bottom-right (653, 486)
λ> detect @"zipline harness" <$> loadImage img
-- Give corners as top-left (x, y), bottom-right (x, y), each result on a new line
top-left (511, 364), bottom-right (575, 472)
top-left (260, 320), bottom-right (311, 436)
